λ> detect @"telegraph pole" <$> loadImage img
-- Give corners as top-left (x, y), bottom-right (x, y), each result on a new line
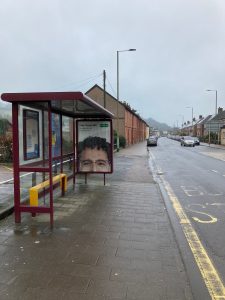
top-left (103, 70), bottom-right (106, 108)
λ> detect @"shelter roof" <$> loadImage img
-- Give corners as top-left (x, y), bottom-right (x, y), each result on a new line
top-left (1, 92), bottom-right (114, 119)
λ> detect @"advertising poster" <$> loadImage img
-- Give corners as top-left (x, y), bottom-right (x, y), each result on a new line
top-left (77, 120), bottom-right (112, 173)
top-left (24, 110), bottom-right (40, 160)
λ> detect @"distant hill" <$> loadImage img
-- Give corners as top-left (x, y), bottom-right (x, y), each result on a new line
top-left (145, 117), bottom-right (171, 132)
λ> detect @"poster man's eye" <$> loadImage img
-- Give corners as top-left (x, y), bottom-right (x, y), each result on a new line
top-left (81, 160), bottom-right (92, 166)
top-left (96, 160), bottom-right (108, 166)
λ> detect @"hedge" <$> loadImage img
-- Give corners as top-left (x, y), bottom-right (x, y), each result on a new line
top-left (0, 136), bottom-right (13, 162)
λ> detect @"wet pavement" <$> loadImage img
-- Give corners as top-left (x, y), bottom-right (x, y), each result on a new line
top-left (0, 142), bottom-right (193, 299)
top-left (0, 164), bottom-right (14, 217)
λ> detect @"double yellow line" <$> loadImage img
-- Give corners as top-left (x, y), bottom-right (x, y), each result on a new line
top-left (163, 177), bottom-right (225, 299)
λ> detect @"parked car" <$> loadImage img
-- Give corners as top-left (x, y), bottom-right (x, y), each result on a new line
top-left (192, 137), bottom-right (200, 145)
top-left (147, 136), bottom-right (158, 146)
top-left (180, 136), bottom-right (195, 147)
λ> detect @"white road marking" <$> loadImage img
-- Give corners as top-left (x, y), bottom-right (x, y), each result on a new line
top-left (0, 172), bottom-right (33, 185)
top-left (181, 185), bottom-right (204, 197)
top-left (0, 159), bottom-right (72, 185)
top-left (186, 204), bottom-right (218, 224)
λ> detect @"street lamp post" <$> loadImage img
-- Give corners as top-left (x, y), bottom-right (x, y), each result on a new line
top-left (116, 48), bottom-right (136, 151)
top-left (178, 114), bottom-right (184, 134)
top-left (206, 89), bottom-right (218, 144)
top-left (186, 107), bottom-right (193, 135)
top-left (206, 89), bottom-right (218, 115)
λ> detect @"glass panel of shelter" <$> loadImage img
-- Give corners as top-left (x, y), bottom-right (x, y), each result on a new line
top-left (62, 116), bottom-right (74, 179)
top-left (17, 103), bottom-right (76, 209)
top-left (18, 104), bottom-right (49, 205)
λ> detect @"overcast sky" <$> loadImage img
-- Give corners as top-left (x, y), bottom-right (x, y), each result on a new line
top-left (0, 0), bottom-right (224, 126)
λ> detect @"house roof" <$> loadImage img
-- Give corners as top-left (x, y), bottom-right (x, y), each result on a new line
top-left (86, 84), bottom-right (118, 103)
top-left (85, 84), bottom-right (149, 127)
top-left (210, 110), bottom-right (225, 121)
top-left (198, 115), bottom-right (213, 124)
top-left (1, 92), bottom-right (114, 119)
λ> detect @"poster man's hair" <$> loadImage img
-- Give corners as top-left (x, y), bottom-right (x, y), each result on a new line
top-left (78, 136), bottom-right (110, 160)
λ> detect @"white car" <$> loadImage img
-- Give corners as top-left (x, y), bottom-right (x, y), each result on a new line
top-left (180, 136), bottom-right (195, 147)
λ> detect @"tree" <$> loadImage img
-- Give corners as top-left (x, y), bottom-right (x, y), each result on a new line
top-left (0, 119), bottom-right (10, 136)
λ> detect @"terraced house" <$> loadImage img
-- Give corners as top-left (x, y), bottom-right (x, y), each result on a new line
top-left (86, 84), bottom-right (149, 147)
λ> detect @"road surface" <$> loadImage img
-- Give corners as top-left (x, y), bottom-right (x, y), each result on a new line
top-left (149, 137), bottom-right (225, 299)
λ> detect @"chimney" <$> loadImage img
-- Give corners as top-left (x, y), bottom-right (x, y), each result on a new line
top-left (218, 107), bottom-right (223, 114)
top-left (199, 115), bottom-right (203, 119)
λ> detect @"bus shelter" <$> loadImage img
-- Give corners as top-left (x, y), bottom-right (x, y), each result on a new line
top-left (1, 92), bottom-right (114, 226)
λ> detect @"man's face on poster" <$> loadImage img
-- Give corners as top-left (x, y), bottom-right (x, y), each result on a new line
top-left (79, 147), bottom-right (110, 172)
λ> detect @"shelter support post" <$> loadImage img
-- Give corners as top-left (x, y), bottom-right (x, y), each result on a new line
top-left (48, 102), bottom-right (54, 227)
top-left (73, 118), bottom-right (76, 188)
top-left (12, 103), bottom-right (21, 223)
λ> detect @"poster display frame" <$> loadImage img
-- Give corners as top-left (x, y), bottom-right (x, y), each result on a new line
top-left (23, 109), bottom-right (40, 161)
top-left (76, 119), bottom-right (113, 174)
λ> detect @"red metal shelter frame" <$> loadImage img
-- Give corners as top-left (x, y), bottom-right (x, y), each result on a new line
top-left (1, 92), bottom-right (114, 226)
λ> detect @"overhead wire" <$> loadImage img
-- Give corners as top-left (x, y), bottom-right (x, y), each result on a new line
top-left (106, 76), bottom-right (116, 98)
top-left (54, 73), bottom-right (102, 91)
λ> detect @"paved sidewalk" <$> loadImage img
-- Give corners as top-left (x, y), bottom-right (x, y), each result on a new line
top-left (0, 142), bottom-right (193, 300)
top-left (200, 142), bottom-right (225, 149)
